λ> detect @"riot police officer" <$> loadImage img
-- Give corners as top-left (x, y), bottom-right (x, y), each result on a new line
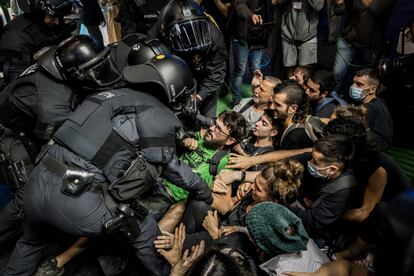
top-left (5, 53), bottom-right (212, 275)
top-left (0, 0), bottom-right (76, 85)
top-left (149, 0), bottom-right (227, 122)
top-left (0, 34), bottom-right (122, 248)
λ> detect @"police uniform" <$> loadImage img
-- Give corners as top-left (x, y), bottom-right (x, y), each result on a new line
top-left (0, 14), bottom-right (73, 85)
top-left (177, 20), bottom-right (227, 119)
top-left (149, 1), bottom-right (227, 120)
top-left (118, 0), bottom-right (168, 36)
top-left (0, 65), bottom-right (76, 247)
top-left (5, 88), bottom-right (210, 276)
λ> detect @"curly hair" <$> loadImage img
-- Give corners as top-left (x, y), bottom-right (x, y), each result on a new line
top-left (261, 159), bottom-right (304, 206)
top-left (332, 104), bottom-right (367, 126)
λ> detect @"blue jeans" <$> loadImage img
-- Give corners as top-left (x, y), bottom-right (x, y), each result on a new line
top-left (333, 37), bottom-right (377, 92)
top-left (230, 39), bottom-right (264, 103)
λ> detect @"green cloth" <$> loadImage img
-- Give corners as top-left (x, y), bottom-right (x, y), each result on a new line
top-left (165, 132), bottom-right (229, 202)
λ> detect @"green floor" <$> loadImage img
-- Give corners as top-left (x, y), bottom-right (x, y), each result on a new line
top-left (217, 83), bottom-right (252, 115)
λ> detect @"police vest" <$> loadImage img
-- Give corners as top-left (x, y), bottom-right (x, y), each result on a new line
top-left (53, 88), bottom-right (180, 170)
top-left (0, 66), bottom-right (76, 140)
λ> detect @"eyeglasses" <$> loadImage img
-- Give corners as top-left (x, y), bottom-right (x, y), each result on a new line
top-left (212, 121), bottom-right (230, 137)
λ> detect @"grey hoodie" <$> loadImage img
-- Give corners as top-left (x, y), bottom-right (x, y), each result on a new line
top-left (279, 0), bottom-right (324, 42)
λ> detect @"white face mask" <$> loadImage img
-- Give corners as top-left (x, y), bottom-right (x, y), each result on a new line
top-left (349, 85), bottom-right (372, 101)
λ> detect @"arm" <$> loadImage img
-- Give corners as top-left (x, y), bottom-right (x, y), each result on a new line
top-left (226, 148), bottom-right (312, 170)
top-left (332, 0), bottom-right (346, 15)
top-left (196, 25), bottom-right (227, 101)
top-left (0, 30), bottom-right (35, 82)
top-left (344, 167), bottom-right (387, 223)
top-left (213, 0), bottom-right (230, 17)
top-left (290, 188), bottom-right (354, 237)
top-left (359, 0), bottom-right (395, 16)
top-left (162, 155), bottom-right (210, 193)
top-left (234, 0), bottom-right (254, 21)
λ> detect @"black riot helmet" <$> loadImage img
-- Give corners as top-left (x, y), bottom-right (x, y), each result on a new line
top-left (29, 0), bottom-right (74, 17)
top-left (108, 33), bottom-right (171, 72)
top-left (34, 35), bottom-right (122, 91)
top-left (127, 38), bottom-right (171, 66)
top-left (159, 0), bottom-right (212, 53)
top-left (123, 54), bottom-right (196, 111)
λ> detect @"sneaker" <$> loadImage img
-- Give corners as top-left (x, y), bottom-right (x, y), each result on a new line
top-left (34, 257), bottom-right (64, 276)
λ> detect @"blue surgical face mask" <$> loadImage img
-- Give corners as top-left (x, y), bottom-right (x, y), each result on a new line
top-left (349, 86), bottom-right (366, 101)
top-left (307, 161), bottom-right (329, 179)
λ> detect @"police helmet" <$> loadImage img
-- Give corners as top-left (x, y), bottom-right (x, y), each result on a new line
top-left (123, 54), bottom-right (196, 108)
top-left (159, 0), bottom-right (212, 53)
top-left (127, 39), bottom-right (171, 66)
top-left (30, 0), bottom-right (74, 17)
top-left (35, 35), bottom-right (122, 90)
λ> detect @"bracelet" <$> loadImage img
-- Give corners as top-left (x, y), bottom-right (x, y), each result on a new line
top-left (240, 171), bottom-right (246, 182)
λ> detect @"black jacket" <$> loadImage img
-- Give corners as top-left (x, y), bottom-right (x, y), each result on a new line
top-left (290, 169), bottom-right (359, 241)
top-left (0, 66), bottom-right (76, 149)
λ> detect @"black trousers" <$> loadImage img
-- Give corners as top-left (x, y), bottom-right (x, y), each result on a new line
top-left (5, 164), bottom-right (169, 276)
top-left (0, 186), bottom-right (24, 248)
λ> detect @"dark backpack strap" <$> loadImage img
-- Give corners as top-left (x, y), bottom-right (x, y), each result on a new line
top-left (280, 123), bottom-right (304, 146)
top-left (208, 149), bottom-right (229, 176)
top-left (238, 99), bottom-right (255, 114)
top-left (311, 175), bottom-right (358, 208)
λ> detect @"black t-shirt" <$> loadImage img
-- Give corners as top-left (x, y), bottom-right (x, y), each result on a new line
top-left (353, 150), bottom-right (411, 203)
top-left (366, 97), bottom-right (393, 149)
top-left (280, 128), bottom-right (314, 150)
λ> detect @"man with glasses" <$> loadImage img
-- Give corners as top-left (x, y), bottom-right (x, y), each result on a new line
top-left (233, 70), bottom-right (281, 129)
top-left (145, 111), bottom-right (248, 222)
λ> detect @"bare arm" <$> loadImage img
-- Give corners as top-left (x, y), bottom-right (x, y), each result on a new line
top-left (226, 148), bottom-right (312, 170)
top-left (361, 0), bottom-right (374, 7)
top-left (213, 0), bottom-right (230, 17)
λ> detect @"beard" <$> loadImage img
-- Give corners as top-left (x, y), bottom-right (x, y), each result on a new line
top-left (274, 108), bottom-right (289, 121)
top-left (203, 131), bottom-right (227, 150)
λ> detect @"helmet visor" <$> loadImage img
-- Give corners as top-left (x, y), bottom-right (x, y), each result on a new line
top-left (167, 18), bottom-right (212, 52)
top-left (81, 55), bottom-right (122, 88)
